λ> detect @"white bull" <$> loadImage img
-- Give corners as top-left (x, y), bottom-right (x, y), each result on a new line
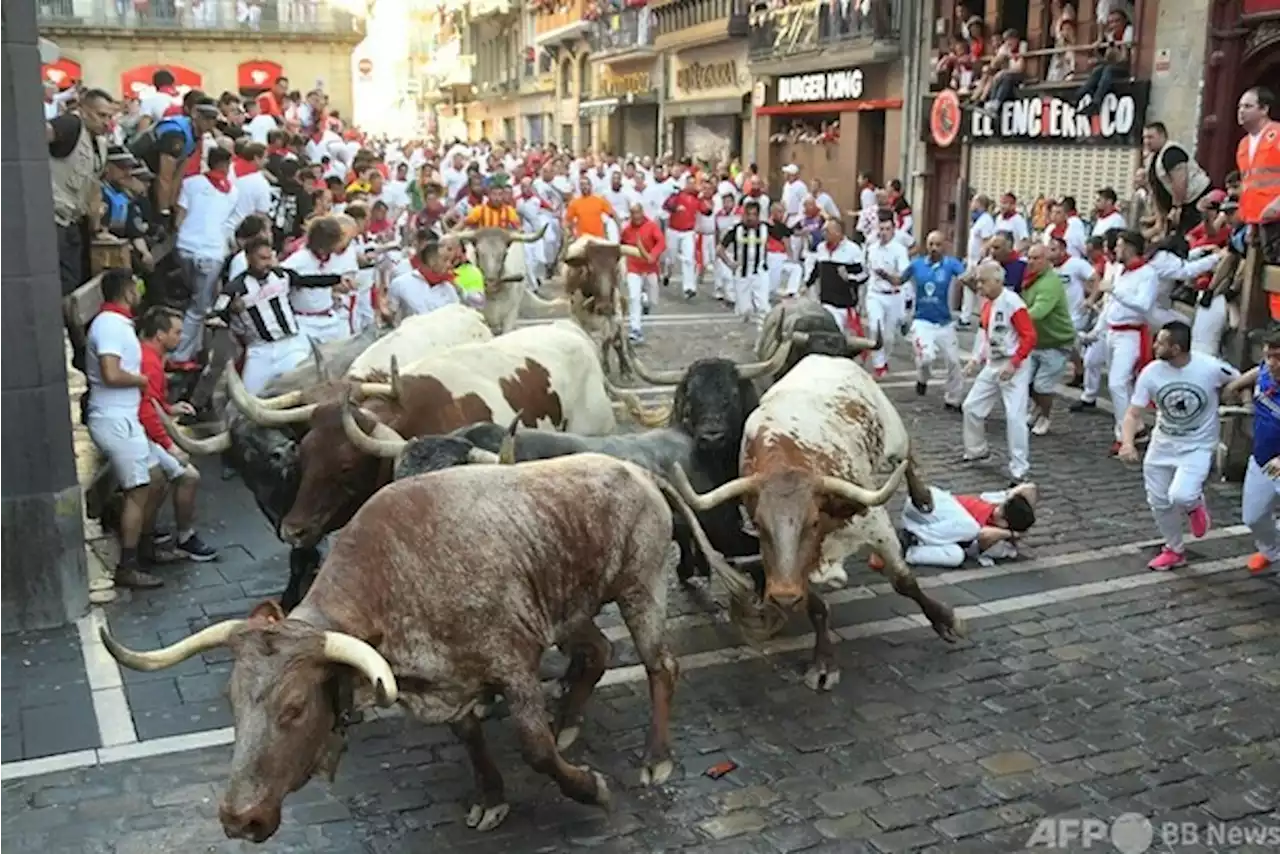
top-left (672, 355), bottom-right (964, 691)
top-left (458, 225), bottom-right (568, 334)
top-left (348, 305), bottom-right (493, 378)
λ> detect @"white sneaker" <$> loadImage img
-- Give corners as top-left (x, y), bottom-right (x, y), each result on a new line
top-left (1031, 416), bottom-right (1051, 436)
top-left (1026, 409), bottom-right (1041, 426)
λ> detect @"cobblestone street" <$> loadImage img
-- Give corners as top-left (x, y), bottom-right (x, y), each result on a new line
top-left (3, 300), bottom-right (1279, 853)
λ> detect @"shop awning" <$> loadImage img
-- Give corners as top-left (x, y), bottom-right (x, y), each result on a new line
top-left (579, 98), bottom-right (620, 116)
top-left (237, 59), bottom-right (283, 91)
top-left (42, 57), bottom-right (81, 90)
top-left (120, 64), bottom-right (203, 99)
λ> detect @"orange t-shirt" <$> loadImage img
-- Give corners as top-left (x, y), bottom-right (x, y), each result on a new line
top-left (566, 195), bottom-right (614, 238)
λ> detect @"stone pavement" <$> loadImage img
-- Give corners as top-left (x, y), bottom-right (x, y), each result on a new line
top-left (4, 296), bottom-right (1278, 852)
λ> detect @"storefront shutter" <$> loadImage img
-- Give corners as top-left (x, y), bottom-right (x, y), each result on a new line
top-left (971, 144), bottom-right (1138, 210)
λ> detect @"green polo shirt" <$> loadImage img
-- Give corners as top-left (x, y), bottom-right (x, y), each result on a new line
top-left (1022, 268), bottom-right (1076, 350)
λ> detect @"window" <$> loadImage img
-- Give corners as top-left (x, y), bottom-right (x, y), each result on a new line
top-left (560, 59), bottom-right (573, 97)
top-left (578, 54), bottom-right (591, 98)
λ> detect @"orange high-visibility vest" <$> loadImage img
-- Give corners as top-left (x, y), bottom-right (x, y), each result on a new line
top-left (1237, 120), bottom-right (1280, 224)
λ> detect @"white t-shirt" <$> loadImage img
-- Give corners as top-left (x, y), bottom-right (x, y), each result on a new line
top-left (387, 271), bottom-right (460, 318)
top-left (1055, 256), bottom-right (1095, 325)
top-left (233, 170), bottom-right (274, 220)
top-left (85, 311), bottom-right (142, 417)
top-left (994, 212), bottom-right (1029, 244)
top-left (139, 90), bottom-right (180, 123)
top-left (245, 113), bottom-right (279, 145)
top-left (227, 250), bottom-right (249, 281)
top-left (1092, 209), bottom-right (1127, 236)
top-left (969, 211), bottom-right (996, 265)
top-left (1131, 354), bottom-right (1240, 459)
top-left (865, 239), bottom-right (911, 293)
top-left (176, 174), bottom-right (239, 258)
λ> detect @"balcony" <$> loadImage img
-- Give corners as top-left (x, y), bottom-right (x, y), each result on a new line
top-left (468, 0), bottom-right (512, 17)
top-left (36, 0), bottom-right (365, 38)
top-left (653, 0), bottom-right (748, 49)
top-left (747, 0), bottom-right (899, 66)
top-left (589, 5), bottom-right (655, 61)
top-left (532, 0), bottom-right (591, 46)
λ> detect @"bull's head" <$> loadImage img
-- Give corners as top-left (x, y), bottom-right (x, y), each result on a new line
top-left (336, 389), bottom-right (500, 475)
top-left (671, 459), bottom-right (908, 609)
top-left (669, 358), bottom-right (760, 456)
top-left (454, 225), bottom-right (548, 287)
top-left (225, 362), bottom-right (398, 548)
top-left (623, 337), bottom-right (794, 389)
top-left (783, 323), bottom-right (882, 380)
top-left (98, 603), bottom-right (398, 843)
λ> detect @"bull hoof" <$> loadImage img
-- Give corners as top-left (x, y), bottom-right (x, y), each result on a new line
top-left (934, 613), bottom-right (968, 643)
top-left (473, 703), bottom-right (492, 720)
top-left (804, 663), bottom-right (841, 692)
top-left (573, 766), bottom-right (613, 810)
top-left (465, 802), bottom-right (510, 831)
top-left (556, 724), bottom-right (581, 751)
top-left (640, 757), bottom-right (674, 786)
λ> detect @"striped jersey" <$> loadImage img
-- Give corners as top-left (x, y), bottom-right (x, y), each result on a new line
top-left (225, 268), bottom-right (301, 345)
top-left (464, 204), bottom-right (521, 229)
top-left (719, 221), bottom-right (770, 277)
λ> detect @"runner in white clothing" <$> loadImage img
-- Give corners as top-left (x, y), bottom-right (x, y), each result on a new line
top-left (864, 215), bottom-right (912, 377)
top-left (1120, 321), bottom-right (1239, 570)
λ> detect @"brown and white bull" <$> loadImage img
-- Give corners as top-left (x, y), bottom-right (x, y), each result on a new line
top-left (98, 453), bottom-right (739, 841)
top-left (672, 354), bottom-right (964, 691)
top-left (457, 225), bottom-right (569, 334)
top-left (551, 235), bottom-right (643, 376)
top-left (228, 322), bottom-right (619, 548)
top-left (347, 304), bottom-right (493, 378)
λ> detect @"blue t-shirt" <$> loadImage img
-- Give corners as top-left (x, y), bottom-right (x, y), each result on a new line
top-left (1003, 257), bottom-right (1028, 294)
top-left (904, 255), bottom-right (965, 325)
top-left (1254, 362), bottom-right (1280, 466)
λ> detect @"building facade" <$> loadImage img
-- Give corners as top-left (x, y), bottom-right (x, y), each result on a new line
top-left (465, 0), bottom-right (524, 142)
top-left (915, 0), bottom-right (1165, 244)
top-left (38, 0), bottom-right (366, 118)
top-left (416, 0), bottom-right (472, 142)
top-left (656, 0), bottom-right (751, 164)
top-left (747, 0), bottom-right (908, 215)
top-left (585, 3), bottom-right (661, 157)
top-left (534, 0), bottom-right (594, 150)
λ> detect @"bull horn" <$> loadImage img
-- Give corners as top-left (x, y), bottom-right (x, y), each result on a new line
top-left (508, 223), bottom-right (549, 244)
top-left (818, 458), bottom-right (910, 509)
top-left (152, 401), bottom-right (231, 455)
top-left (322, 632), bottom-right (398, 706)
top-left (669, 463), bottom-right (759, 512)
top-left (498, 413), bottom-right (521, 465)
top-left (736, 340), bottom-right (793, 380)
top-left (454, 228), bottom-right (477, 242)
top-left (1219, 405), bottom-right (1255, 418)
top-left (523, 290), bottom-right (570, 312)
top-left (340, 391), bottom-right (406, 459)
top-left (846, 325), bottom-right (883, 353)
top-left (311, 338), bottom-right (331, 382)
top-left (619, 245), bottom-right (643, 258)
top-left (100, 620), bottom-right (243, 672)
top-left (226, 361), bottom-right (317, 427)
top-left (603, 377), bottom-right (671, 428)
top-left (621, 337), bottom-right (685, 385)
top-left (388, 355), bottom-right (402, 401)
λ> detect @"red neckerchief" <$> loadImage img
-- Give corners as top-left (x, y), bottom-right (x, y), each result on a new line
top-left (206, 168), bottom-right (232, 194)
top-left (824, 239), bottom-right (841, 253)
top-left (268, 145), bottom-right (290, 158)
top-left (1091, 255), bottom-right (1107, 278)
top-left (1098, 204), bottom-right (1117, 219)
top-left (98, 302), bottom-right (134, 320)
top-left (411, 257), bottom-right (454, 286)
top-left (1124, 257), bottom-right (1147, 272)
top-left (157, 85), bottom-right (178, 97)
top-left (896, 207), bottom-right (912, 229)
top-left (1050, 221), bottom-right (1067, 239)
top-left (1000, 209), bottom-right (1018, 220)
top-left (310, 127), bottom-right (327, 144)
top-left (313, 249), bottom-right (333, 264)
top-left (1023, 265), bottom-right (1041, 287)
top-left (233, 157), bottom-right (258, 177)
top-left (367, 218), bottom-right (393, 236)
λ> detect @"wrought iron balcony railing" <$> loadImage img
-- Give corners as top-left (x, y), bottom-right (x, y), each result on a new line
top-left (653, 0), bottom-right (749, 40)
top-left (589, 5), bottom-right (655, 55)
top-left (747, 0), bottom-right (898, 61)
top-left (37, 0), bottom-right (365, 35)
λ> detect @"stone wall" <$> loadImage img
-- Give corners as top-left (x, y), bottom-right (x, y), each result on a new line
top-left (1146, 1), bottom-right (1210, 156)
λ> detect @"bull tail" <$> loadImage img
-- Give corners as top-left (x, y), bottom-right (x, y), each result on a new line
top-left (651, 476), bottom-right (787, 641)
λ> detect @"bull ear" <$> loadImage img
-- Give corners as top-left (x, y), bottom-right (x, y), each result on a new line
top-left (249, 600), bottom-right (286, 624)
top-left (818, 494), bottom-right (864, 524)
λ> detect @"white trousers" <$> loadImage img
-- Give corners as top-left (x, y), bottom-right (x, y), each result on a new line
top-left (1081, 333), bottom-right (1108, 403)
top-left (734, 271), bottom-right (770, 319)
top-left (1243, 455), bottom-right (1280, 559)
top-left (911, 319), bottom-right (964, 405)
top-left (241, 335), bottom-right (314, 396)
top-left (714, 258), bottom-right (735, 300)
top-left (523, 241), bottom-right (546, 289)
top-left (296, 312), bottom-right (349, 345)
top-left (958, 280), bottom-right (980, 323)
top-left (768, 252), bottom-right (802, 297)
top-left (962, 359), bottom-right (1033, 479)
top-left (626, 272), bottom-right (659, 334)
top-left (1191, 294), bottom-right (1228, 357)
top-left (1143, 447), bottom-right (1212, 553)
top-left (1107, 328), bottom-right (1144, 440)
top-left (668, 228), bottom-right (697, 294)
top-left (866, 290), bottom-right (905, 371)
top-left (698, 233), bottom-right (716, 282)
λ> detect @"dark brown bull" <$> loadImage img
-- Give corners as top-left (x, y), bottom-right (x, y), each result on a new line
top-left (552, 236), bottom-right (643, 377)
top-left (98, 454), bottom-right (740, 840)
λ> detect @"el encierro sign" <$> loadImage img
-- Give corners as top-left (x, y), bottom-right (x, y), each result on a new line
top-left (676, 60), bottom-right (741, 94)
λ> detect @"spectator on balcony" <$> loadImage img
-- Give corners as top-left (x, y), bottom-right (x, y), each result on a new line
top-left (1046, 3), bottom-right (1079, 83)
top-left (936, 36), bottom-right (976, 92)
top-left (1073, 5), bottom-right (1133, 117)
top-left (977, 29), bottom-right (1028, 117)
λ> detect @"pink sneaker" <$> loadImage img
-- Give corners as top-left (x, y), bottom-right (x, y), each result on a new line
top-left (1147, 548), bottom-right (1186, 572)
top-left (1187, 503), bottom-right (1211, 538)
